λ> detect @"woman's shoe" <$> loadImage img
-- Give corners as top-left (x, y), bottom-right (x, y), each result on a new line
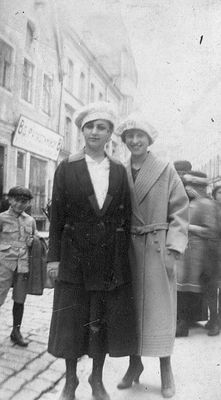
top-left (88, 374), bottom-right (110, 400)
top-left (208, 323), bottom-right (220, 336)
top-left (161, 384), bottom-right (175, 399)
top-left (117, 361), bottom-right (144, 389)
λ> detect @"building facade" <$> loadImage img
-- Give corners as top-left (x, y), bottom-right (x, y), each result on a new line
top-left (0, 0), bottom-right (137, 229)
top-left (0, 0), bottom-right (62, 229)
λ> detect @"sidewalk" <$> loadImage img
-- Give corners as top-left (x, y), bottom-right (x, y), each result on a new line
top-left (0, 289), bottom-right (221, 400)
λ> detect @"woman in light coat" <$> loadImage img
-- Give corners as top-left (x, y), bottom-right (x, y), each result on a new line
top-left (116, 112), bottom-right (189, 398)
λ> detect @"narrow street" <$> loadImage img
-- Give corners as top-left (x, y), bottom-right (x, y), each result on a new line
top-left (0, 289), bottom-right (220, 400)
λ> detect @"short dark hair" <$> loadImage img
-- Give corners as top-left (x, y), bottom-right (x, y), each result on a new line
top-left (212, 185), bottom-right (221, 199)
top-left (8, 186), bottom-right (33, 200)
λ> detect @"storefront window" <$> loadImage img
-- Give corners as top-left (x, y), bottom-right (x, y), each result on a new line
top-left (29, 156), bottom-right (46, 230)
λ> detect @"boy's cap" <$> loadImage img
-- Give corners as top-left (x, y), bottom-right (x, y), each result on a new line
top-left (8, 186), bottom-right (33, 200)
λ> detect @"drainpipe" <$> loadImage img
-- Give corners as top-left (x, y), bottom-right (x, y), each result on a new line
top-left (50, 0), bottom-right (64, 163)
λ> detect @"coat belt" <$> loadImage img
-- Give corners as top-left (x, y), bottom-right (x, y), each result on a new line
top-left (131, 222), bottom-right (169, 235)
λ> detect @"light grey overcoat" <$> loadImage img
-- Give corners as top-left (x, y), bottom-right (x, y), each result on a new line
top-left (126, 151), bottom-right (189, 357)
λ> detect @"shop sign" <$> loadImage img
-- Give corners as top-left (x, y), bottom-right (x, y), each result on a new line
top-left (13, 115), bottom-right (63, 161)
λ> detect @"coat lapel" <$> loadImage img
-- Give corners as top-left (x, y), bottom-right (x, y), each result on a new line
top-left (126, 162), bottom-right (145, 225)
top-left (133, 152), bottom-right (168, 205)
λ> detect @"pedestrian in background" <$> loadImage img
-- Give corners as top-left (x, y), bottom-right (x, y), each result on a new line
top-left (204, 184), bottom-right (221, 335)
top-left (116, 112), bottom-right (189, 398)
top-left (0, 186), bottom-right (35, 347)
top-left (174, 161), bottom-right (207, 334)
top-left (47, 102), bottom-right (137, 400)
top-left (176, 172), bottom-right (219, 337)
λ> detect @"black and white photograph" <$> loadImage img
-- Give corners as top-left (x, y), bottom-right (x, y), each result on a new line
top-left (0, 1), bottom-right (220, 399)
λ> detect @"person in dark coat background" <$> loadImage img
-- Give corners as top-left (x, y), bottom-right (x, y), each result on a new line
top-left (115, 114), bottom-right (189, 399)
top-left (204, 185), bottom-right (221, 335)
top-left (176, 171), bottom-right (219, 337)
top-left (47, 102), bottom-right (137, 400)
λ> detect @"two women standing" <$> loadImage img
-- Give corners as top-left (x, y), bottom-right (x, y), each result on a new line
top-left (47, 104), bottom-right (189, 399)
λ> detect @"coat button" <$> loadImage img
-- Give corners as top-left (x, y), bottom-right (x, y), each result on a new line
top-left (156, 247), bottom-right (161, 252)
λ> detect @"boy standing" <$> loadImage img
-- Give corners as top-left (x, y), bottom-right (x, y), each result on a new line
top-left (0, 186), bottom-right (35, 346)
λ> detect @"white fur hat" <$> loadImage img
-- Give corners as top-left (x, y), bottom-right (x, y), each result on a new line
top-left (74, 101), bottom-right (117, 131)
top-left (116, 111), bottom-right (158, 145)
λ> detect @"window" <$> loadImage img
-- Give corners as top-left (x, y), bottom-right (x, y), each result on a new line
top-left (79, 72), bottom-right (85, 102)
top-left (21, 58), bottom-right (34, 103)
top-left (16, 152), bottom-right (25, 186)
top-left (90, 83), bottom-right (95, 102)
top-left (42, 74), bottom-right (52, 115)
top-left (26, 22), bottom-right (34, 52)
top-left (63, 117), bottom-right (72, 152)
top-left (66, 59), bottom-right (73, 93)
top-left (0, 39), bottom-right (13, 90)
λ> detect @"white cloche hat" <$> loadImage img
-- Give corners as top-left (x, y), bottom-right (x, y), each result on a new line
top-left (116, 111), bottom-right (158, 145)
top-left (74, 101), bottom-right (117, 131)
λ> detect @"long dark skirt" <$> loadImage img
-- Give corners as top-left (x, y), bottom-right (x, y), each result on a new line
top-left (48, 281), bottom-right (137, 359)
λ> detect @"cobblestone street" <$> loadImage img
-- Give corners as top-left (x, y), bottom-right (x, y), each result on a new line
top-left (0, 289), bottom-right (221, 400)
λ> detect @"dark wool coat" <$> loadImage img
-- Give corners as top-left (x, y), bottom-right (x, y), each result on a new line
top-left (126, 152), bottom-right (189, 357)
top-left (47, 150), bottom-right (137, 358)
top-left (47, 150), bottom-right (132, 291)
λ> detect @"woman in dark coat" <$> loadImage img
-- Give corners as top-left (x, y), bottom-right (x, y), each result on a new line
top-left (47, 102), bottom-right (137, 400)
top-left (176, 171), bottom-right (219, 336)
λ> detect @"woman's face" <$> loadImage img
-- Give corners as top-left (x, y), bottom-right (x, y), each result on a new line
top-left (124, 129), bottom-right (150, 156)
top-left (215, 188), bottom-right (221, 203)
top-left (82, 119), bottom-right (111, 152)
